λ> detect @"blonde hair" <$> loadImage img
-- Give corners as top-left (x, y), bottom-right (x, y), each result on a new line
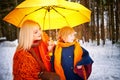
top-left (17, 20), bottom-right (41, 51)
top-left (58, 26), bottom-right (75, 41)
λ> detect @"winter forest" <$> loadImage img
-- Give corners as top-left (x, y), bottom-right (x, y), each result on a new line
top-left (0, 0), bottom-right (120, 45)
top-left (0, 0), bottom-right (120, 80)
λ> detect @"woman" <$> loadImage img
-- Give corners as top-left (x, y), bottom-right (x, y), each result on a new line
top-left (51, 26), bottom-right (93, 80)
top-left (13, 20), bottom-right (53, 80)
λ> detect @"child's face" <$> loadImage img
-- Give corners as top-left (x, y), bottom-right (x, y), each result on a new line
top-left (64, 33), bottom-right (75, 43)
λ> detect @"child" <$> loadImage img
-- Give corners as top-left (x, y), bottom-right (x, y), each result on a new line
top-left (51, 26), bottom-right (93, 80)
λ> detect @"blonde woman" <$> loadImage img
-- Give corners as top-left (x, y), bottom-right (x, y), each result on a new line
top-left (13, 20), bottom-right (53, 80)
top-left (51, 26), bottom-right (93, 80)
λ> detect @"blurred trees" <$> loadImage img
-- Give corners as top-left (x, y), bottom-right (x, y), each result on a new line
top-left (70, 0), bottom-right (120, 45)
top-left (0, 0), bottom-right (24, 41)
top-left (0, 0), bottom-right (119, 45)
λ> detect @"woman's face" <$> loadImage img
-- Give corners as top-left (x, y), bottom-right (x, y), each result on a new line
top-left (33, 26), bottom-right (42, 41)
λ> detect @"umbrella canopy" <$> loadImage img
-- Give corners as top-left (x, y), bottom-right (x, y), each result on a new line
top-left (3, 0), bottom-right (91, 30)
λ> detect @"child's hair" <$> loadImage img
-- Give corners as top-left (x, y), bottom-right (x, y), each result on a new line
top-left (58, 26), bottom-right (75, 41)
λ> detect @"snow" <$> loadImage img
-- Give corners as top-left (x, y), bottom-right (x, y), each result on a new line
top-left (0, 38), bottom-right (120, 80)
top-left (80, 40), bottom-right (120, 80)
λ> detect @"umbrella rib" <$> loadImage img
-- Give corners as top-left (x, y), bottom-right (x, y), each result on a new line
top-left (43, 9), bottom-right (48, 30)
top-left (54, 6), bottom-right (79, 12)
top-left (51, 7), bottom-right (69, 25)
top-left (27, 7), bottom-right (45, 15)
top-left (18, 7), bottom-right (45, 26)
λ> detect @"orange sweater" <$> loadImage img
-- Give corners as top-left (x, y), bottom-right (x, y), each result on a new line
top-left (13, 41), bottom-right (51, 80)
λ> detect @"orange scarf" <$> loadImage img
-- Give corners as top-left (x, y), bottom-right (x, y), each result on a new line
top-left (54, 41), bottom-right (83, 80)
top-left (38, 41), bottom-right (51, 72)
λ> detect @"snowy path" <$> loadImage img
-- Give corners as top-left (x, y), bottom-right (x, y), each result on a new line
top-left (0, 40), bottom-right (120, 80)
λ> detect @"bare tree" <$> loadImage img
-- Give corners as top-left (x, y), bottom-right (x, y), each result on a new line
top-left (100, 0), bottom-right (105, 45)
top-left (115, 0), bottom-right (119, 42)
top-left (96, 0), bottom-right (100, 45)
top-left (89, 0), bottom-right (96, 42)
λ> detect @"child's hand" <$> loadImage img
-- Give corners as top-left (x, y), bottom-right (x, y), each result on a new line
top-left (73, 65), bottom-right (82, 73)
top-left (77, 65), bottom-right (82, 69)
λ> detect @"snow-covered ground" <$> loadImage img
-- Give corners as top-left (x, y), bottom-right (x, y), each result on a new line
top-left (0, 39), bottom-right (120, 80)
top-left (80, 40), bottom-right (120, 80)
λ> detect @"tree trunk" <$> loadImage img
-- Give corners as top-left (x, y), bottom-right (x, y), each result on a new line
top-left (115, 0), bottom-right (119, 42)
top-left (110, 1), bottom-right (115, 44)
top-left (108, 1), bottom-right (112, 41)
top-left (100, 0), bottom-right (105, 45)
top-left (80, 0), bottom-right (90, 42)
top-left (96, 0), bottom-right (100, 45)
top-left (0, 9), bottom-right (3, 37)
top-left (89, 0), bottom-right (96, 42)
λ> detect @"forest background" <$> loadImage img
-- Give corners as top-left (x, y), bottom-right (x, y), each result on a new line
top-left (0, 0), bottom-right (120, 45)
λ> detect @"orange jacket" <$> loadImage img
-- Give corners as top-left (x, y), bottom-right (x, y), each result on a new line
top-left (13, 41), bottom-right (51, 80)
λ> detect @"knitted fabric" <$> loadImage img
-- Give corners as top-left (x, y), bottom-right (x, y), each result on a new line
top-left (13, 41), bottom-right (51, 80)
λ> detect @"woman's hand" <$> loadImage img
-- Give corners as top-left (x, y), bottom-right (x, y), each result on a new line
top-left (40, 62), bottom-right (46, 71)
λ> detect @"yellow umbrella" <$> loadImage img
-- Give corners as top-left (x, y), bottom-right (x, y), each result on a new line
top-left (3, 0), bottom-right (91, 30)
